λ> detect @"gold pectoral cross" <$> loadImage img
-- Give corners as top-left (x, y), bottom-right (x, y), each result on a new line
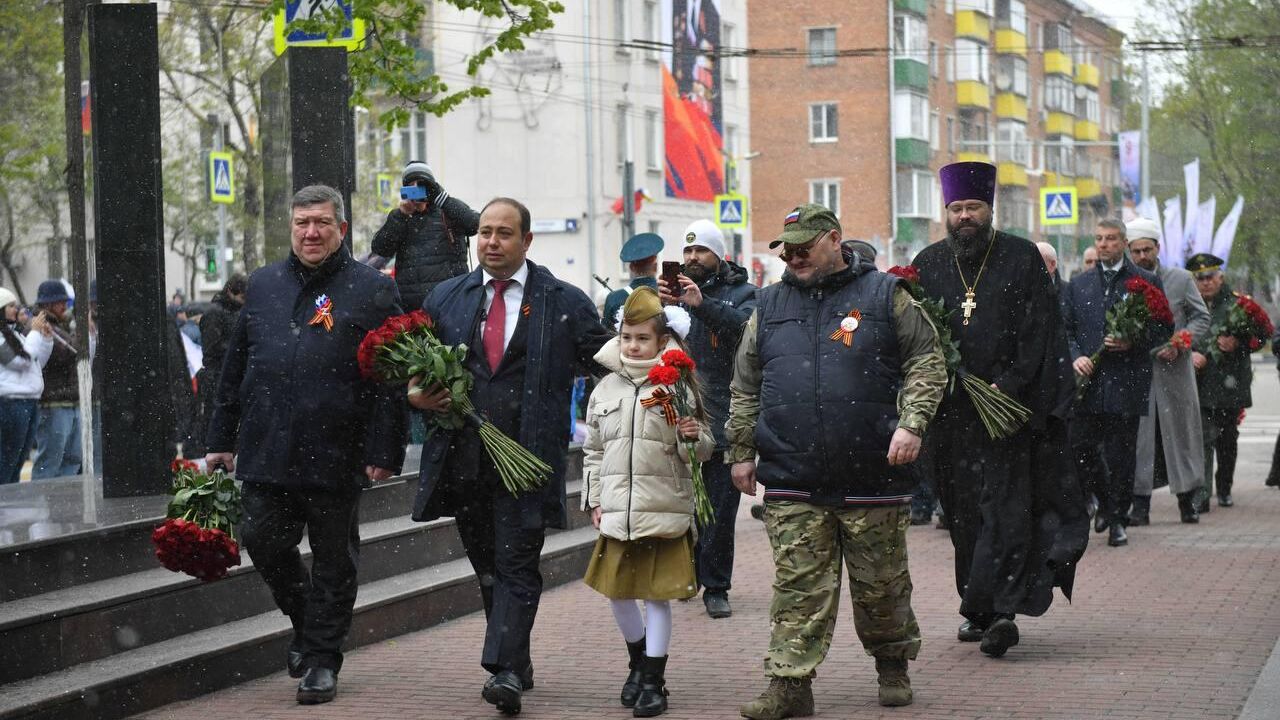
top-left (961, 291), bottom-right (977, 326)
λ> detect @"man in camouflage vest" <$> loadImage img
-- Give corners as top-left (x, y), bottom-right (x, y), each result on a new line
top-left (727, 204), bottom-right (946, 718)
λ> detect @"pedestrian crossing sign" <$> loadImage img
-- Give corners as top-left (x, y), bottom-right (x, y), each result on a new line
top-left (1040, 186), bottom-right (1077, 226)
top-left (209, 152), bottom-right (235, 205)
top-left (273, 0), bottom-right (366, 56)
top-left (715, 192), bottom-right (748, 229)
top-left (376, 172), bottom-right (396, 211)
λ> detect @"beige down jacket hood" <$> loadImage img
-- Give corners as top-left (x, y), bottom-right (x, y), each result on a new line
top-left (582, 336), bottom-right (714, 541)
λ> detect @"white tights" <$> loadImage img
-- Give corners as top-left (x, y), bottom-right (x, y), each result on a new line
top-left (609, 599), bottom-right (672, 657)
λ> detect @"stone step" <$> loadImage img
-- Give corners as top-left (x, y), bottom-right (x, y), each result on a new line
top-left (0, 524), bottom-right (599, 720)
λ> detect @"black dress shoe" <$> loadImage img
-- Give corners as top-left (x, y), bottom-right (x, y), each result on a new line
top-left (296, 667), bottom-right (337, 705)
top-left (1197, 496), bottom-right (1211, 514)
top-left (520, 663), bottom-right (534, 690)
top-left (1218, 494), bottom-right (1234, 507)
top-left (704, 593), bottom-right (732, 619)
top-left (287, 649), bottom-right (305, 679)
top-left (980, 618), bottom-right (1019, 658)
top-left (1108, 524), bottom-right (1128, 547)
top-left (957, 620), bottom-right (985, 642)
top-left (1093, 515), bottom-right (1109, 534)
top-left (483, 671), bottom-right (523, 715)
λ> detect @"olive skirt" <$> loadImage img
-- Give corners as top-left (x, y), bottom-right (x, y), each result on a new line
top-left (583, 532), bottom-right (698, 601)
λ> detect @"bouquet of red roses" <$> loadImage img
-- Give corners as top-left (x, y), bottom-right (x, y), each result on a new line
top-left (1078, 276), bottom-right (1173, 397)
top-left (151, 460), bottom-right (242, 582)
top-left (1206, 294), bottom-right (1273, 359)
top-left (887, 265), bottom-right (1031, 439)
top-left (646, 349), bottom-right (714, 526)
top-left (358, 310), bottom-right (552, 495)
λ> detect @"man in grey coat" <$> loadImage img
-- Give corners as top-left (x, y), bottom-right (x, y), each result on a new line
top-left (1126, 218), bottom-right (1210, 524)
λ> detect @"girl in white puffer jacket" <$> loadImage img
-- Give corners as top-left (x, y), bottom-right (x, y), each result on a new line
top-left (0, 287), bottom-right (54, 485)
top-left (582, 286), bottom-right (713, 718)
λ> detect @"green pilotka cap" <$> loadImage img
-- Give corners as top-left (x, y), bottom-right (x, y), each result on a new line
top-left (769, 203), bottom-right (841, 249)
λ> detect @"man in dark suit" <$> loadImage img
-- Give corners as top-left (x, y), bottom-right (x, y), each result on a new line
top-left (1061, 218), bottom-right (1172, 547)
top-left (408, 197), bottom-right (611, 716)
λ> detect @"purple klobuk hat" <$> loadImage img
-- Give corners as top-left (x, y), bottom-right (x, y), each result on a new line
top-left (940, 161), bottom-right (997, 206)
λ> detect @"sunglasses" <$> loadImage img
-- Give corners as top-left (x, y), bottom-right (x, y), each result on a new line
top-left (779, 235), bottom-right (825, 262)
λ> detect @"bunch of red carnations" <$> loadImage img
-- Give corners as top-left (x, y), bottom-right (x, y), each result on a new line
top-left (151, 460), bottom-right (242, 582)
top-left (646, 349), bottom-right (714, 526)
top-left (1207, 294), bottom-right (1273, 358)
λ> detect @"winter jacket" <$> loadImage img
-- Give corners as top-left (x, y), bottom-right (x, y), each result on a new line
top-left (0, 328), bottom-right (53, 399)
top-left (38, 316), bottom-right (78, 406)
top-left (370, 197), bottom-right (481, 311)
top-left (582, 336), bottom-right (713, 541)
top-left (682, 260), bottom-right (757, 449)
top-left (206, 246), bottom-right (409, 489)
top-left (1196, 285), bottom-right (1260, 409)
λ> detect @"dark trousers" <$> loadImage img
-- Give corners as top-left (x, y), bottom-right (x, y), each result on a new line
top-left (240, 482), bottom-right (361, 672)
top-left (1071, 413), bottom-right (1140, 526)
top-left (453, 466), bottom-right (546, 675)
top-left (0, 398), bottom-right (37, 485)
top-left (695, 452), bottom-right (739, 596)
top-left (1201, 407), bottom-right (1241, 498)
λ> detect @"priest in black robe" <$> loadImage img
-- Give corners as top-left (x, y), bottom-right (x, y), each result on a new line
top-left (911, 161), bottom-right (1088, 659)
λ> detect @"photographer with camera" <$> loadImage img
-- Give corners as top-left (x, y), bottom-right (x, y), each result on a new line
top-left (371, 161), bottom-right (481, 312)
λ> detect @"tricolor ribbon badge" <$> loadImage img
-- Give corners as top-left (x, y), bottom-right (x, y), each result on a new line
top-left (521, 303), bottom-right (531, 317)
top-left (829, 309), bottom-right (862, 347)
top-left (309, 294), bottom-right (334, 332)
top-left (640, 387), bottom-right (678, 426)
top-left (784, 210), bottom-right (801, 225)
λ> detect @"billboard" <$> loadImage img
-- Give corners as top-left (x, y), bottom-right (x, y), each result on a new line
top-left (1118, 130), bottom-right (1140, 206)
top-left (662, 0), bottom-right (725, 201)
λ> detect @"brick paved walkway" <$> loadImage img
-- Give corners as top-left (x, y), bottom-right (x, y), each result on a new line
top-left (135, 450), bottom-right (1280, 720)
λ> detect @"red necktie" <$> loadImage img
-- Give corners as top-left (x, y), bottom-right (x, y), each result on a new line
top-left (484, 279), bottom-right (510, 372)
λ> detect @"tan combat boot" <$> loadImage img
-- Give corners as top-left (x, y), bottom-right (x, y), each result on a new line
top-left (875, 657), bottom-right (913, 707)
top-left (739, 676), bottom-right (814, 720)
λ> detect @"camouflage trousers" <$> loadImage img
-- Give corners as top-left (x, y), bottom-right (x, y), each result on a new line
top-left (762, 501), bottom-right (920, 678)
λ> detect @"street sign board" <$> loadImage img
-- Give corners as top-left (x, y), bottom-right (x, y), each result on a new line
top-left (531, 218), bottom-right (581, 234)
top-left (376, 172), bottom-right (396, 211)
top-left (1040, 186), bottom-right (1078, 226)
top-left (209, 151), bottom-right (235, 204)
top-left (715, 192), bottom-right (747, 229)
top-left (273, 0), bottom-right (366, 56)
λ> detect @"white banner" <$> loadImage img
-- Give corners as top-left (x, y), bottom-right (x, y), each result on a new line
top-left (1211, 195), bottom-right (1245, 266)
top-left (1193, 196), bottom-right (1216, 255)
top-left (1161, 196), bottom-right (1184, 269)
top-left (1182, 159), bottom-right (1200, 253)
top-left (1135, 196), bottom-right (1160, 226)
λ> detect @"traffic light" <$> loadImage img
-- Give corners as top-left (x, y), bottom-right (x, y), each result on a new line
top-left (205, 245), bottom-right (217, 279)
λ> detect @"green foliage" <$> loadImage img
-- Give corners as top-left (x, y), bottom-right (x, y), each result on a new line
top-left (267, 0), bottom-right (565, 130)
top-left (167, 462), bottom-right (243, 536)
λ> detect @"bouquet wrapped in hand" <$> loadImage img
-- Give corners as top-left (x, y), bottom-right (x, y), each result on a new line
top-left (1206, 294), bottom-right (1273, 359)
top-left (645, 349), bottom-right (714, 526)
top-left (1078, 276), bottom-right (1173, 397)
top-left (888, 265), bottom-right (1031, 440)
top-left (358, 310), bottom-right (552, 495)
top-left (151, 460), bottom-right (242, 582)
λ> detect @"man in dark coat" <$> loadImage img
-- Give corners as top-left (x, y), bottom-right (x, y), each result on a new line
top-left (657, 218), bottom-right (757, 619)
top-left (371, 161), bottom-right (481, 311)
top-left (409, 197), bottom-right (611, 716)
top-left (1061, 218), bottom-right (1172, 547)
top-left (206, 185), bottom-right (408, 705)
top-left (913, 161), bottom-right (1087, 658)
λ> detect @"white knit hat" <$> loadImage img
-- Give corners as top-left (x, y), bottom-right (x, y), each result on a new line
top-left (682, 219), bottom-right (726, 260)
top-left (1126, 217), bottom-right (1161, 242)
top-left (0, 288), bottom-right (16, 311)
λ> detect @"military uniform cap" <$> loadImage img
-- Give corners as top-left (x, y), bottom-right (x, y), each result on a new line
top-left (620, 232), bottom-right (664, 262)
top-left (769, 203), bottom-right (841, 249)
top-left (621, 286), bottom-right (664, 326)
top-left (1185, 252), bottom-right (1225, 275)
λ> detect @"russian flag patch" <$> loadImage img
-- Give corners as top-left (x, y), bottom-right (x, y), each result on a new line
top-left (784, 210), bottom-right (801, 225)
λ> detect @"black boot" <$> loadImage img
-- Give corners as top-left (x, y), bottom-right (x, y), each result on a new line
top-left (287, 612), bottom-right (306, 678)
top-left (632, 655), bottom-right (669, 717)
top-left (620, 637), bottom-right (646, 707)
top-left (1130, 495), bottom-right (1151, 526)
top-left (1177, 492), bottom-right (1200, 523)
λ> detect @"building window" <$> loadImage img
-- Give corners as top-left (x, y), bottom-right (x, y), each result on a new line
top-left (645, 109), bottom-right (661, 171)
top-left (997, 187), bottom-right (1031, 230)
top-left (1045, 23), bottom-right (1072, 52)
top-left (930, 111), bottom-right (941, 150)
top-left (959, 109), bottom-right (989, 155)
top-left (723, 22), bottom-right (738, 80)
top-left (810, 179), bottom-right (841, 215)
top-left (896, 169), bottom-right (935, 217)
top-left (957, 0), bottom-right (993, 12)
top-left (946, 115), bottom-right (955, 152)
top-left (996, 55), bottom-right (1028, 97)
top-left (929, 41), bottom-right (939, 77)
top-left (1076, 87), bottom-right (1100, 123)
top-left (945, 45), bottom-right (954, 81)
top-left (945, 0), bottom-right (955, 14)
top-left (1045, 136), bottom-right (1075, 175)
top-left (616, 103), bottom-right (631, 165)
top-left (894, 91), bottom-right (929, 141)
top-left (808, 28), bottom-right (837, 66)
top-left (995, 119), bottom-right (1028, 164)
top-left (1044, 75), bottom-right (1074, 112)
top-left (995, 0), bottom-right (1027, 35)
top-left (809, 103), bottom-right (838, 142)
top-left (894, 15), bottom-right (928, 64)
top-left (398, 110), bottom-right (428, 161)
top-left (955, 39), bottom-right (988, 83)
top-left (643, 0), bottom-right (660, 60)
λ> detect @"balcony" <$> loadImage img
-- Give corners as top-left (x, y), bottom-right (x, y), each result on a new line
top-left (956, 11), bottom-right (991, 40)
top-left (1074, 62), bottom-right (1100, 88)
top-left (995, 93), bottom-right (1027, 121)
top-left (1074, 119), bottom-right (1100, 141)
top-left (994, 29), bottom-right (1027, 56)
top-left (1045, 111), bottom-right (1075, 136)
top-left (957, 150), bottom-right (992, 163)
top-left (894, 0), bottom-right (928, 15)
top-left (1077, 177), bottom-right (1103, 199)
top-left (956, 80), bottom-right (991, 109)
top-left (895, 58), bottom-right (929, 91)
top-left (896, 138), bottom-right (931, 167)
top-left (997, 162), bottom-right (1028, 186)
top-left (1044, 49), bottom-right (1073, 77)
